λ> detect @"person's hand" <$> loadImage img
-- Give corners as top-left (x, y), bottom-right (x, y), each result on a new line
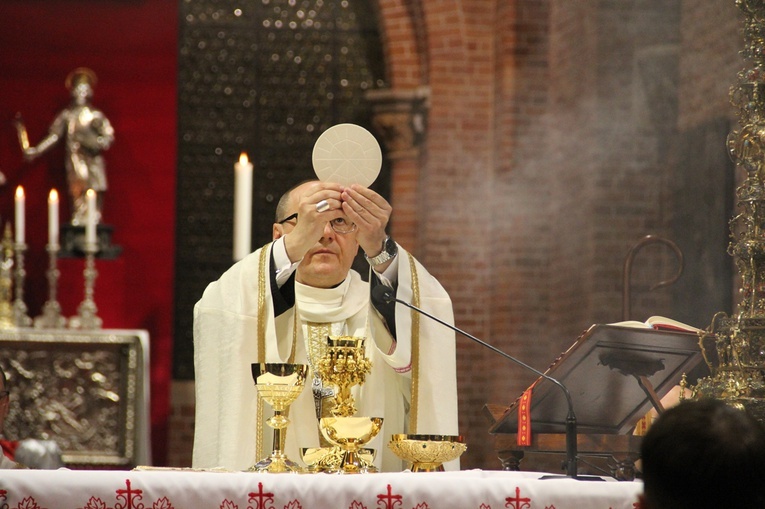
top-left (282, 181), bottom-right (345, 262)
top-left (341, 184), bottom-right (392, 257)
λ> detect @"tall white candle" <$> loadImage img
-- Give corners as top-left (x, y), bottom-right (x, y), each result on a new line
top-left (14, 186), bottom-right (24, 244)
top-left (233, 152), bottom-right (254, 261)
top-left (48, 189), bottom-right (59, 246)
top-left (86, 189), bottom-right (97, 245)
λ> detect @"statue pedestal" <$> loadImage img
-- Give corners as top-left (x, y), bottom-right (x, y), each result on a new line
top-left (59, 224), bottom-right (122, 259)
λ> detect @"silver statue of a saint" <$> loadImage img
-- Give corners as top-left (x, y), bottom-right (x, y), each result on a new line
top-left (15, 67), bottom-right (115, 226)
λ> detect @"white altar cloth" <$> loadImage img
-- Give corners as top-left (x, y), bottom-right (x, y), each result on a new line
top-left (0, 469), bottom-right (642, 509)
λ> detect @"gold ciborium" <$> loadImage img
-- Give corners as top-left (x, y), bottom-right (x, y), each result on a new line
top-left (248, 363), bottom-right (308, 473)
top-left (319, 416), bottom-right (383, 474)
top-left (316, 336), bottom-right (380, 473)
top-left (388, 434), bottom-right (467, 472)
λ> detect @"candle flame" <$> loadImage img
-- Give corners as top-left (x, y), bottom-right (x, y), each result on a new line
top-left (86, 188), bottom-right (95, 198)
top-left (15, 186), bottom-right (24, 199)
top-left (49, 189), bottom-right (59, 202)
top-left (239, 152), bottom-right (249, 165)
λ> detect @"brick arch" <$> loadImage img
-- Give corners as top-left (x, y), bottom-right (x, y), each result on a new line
top-left (370, 0), bottom-right (474, 254)
top-left (375, 0), bottom-right (429, 88)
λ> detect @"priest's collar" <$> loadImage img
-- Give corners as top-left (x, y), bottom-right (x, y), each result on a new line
top-left (294, 273), bottom-right (368, 323)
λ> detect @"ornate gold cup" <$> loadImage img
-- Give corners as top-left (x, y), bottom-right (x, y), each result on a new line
top-left (314, 336), bottom-right (378, 473)
top-left (388, 434), bottom-right (467, 472)
top-left (319, 416), bottom-right (384, 473)
top-left (248, 363), bottom-right (308, 473)
top-left (317, 336), bottom-right (372, 417)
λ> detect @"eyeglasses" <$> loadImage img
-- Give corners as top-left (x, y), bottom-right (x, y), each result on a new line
top-left (276, 213), bottom-right (357, 234)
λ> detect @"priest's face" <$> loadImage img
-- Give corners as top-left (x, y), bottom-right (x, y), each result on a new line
top-left (278, 183), bottom-right (359, 288)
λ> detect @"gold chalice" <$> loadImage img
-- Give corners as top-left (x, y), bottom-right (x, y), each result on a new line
top-left (314, 336), bottom-right (378, 473)
top-left (248, 363), bottom-right (308, 473)
top-left (319, 416), bottom-right (384, 473)
top-left (317, 336), bottom-right (371, 417)
top-left (388, 434), bottom-right (467, 472)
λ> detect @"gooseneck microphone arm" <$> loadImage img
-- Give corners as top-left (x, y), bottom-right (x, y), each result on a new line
top-left (372, 285), bottom-right (580, 479)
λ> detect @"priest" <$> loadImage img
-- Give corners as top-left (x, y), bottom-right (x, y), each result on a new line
top-left (192, 180), bottom-right (459, 472)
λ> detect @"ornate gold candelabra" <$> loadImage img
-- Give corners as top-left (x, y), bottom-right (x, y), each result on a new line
top-left (315, 336), bottom-right (381, 474)
top-left (13, 241), bottom-right (31, 327)
top-left (691, 0), bottom-right (765, 420)
top-left (69, 240), bottom-right (102, 329)
top-left (0, 225), bottom-right (14, 329)
top-left (34, 242), bottom-right (67, 329)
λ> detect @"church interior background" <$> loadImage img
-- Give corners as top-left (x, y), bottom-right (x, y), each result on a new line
top-left (0, 0), bottom-right (742, 469)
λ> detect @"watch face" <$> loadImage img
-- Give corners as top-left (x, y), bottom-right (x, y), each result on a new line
top-left (385, 237), bottom-right (397, 255)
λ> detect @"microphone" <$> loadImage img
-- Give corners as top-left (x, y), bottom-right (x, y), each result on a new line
top-left (372, 284), bottom-right (586, 480)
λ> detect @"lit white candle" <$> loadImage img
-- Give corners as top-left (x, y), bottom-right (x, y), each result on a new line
top-left (48, 189), bottom-right (59, 246)
top-left (86, 189), bottom-right (97, 245)
top-left (233, 152), bottom-right (254, 261)
top-left (14, 186), bottom-right (24, 244)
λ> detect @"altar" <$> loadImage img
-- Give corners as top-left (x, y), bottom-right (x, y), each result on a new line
top-left (0, 469), bottom-right (643, 509)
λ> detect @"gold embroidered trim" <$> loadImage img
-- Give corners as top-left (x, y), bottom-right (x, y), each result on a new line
top-left (407, 252), bottom-right (421, 434)
top-left (257, 244), bottom-right (271, 359)
top-left (307, 322), bottom-right (331, 371)
top-left (307, 322), bottom-right (333, 421)
top-left (255, 244), bottom-right (271, 462)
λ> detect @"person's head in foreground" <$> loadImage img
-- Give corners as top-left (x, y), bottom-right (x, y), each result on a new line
top-left (638, 398), bottom-right (765, 509)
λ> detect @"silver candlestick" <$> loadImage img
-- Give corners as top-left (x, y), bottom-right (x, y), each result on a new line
top-left (34, 243), bottom-right (67, 329)
top-left (13, 242), bottom-right (31, 327)
top-left (69, 241), bottom-right (102, 329)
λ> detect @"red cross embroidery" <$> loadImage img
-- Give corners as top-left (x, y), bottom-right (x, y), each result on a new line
top-left (115, 479), bottom-right (143, 509)
top-left (505, 486), bottom-right (531, 509)
top-left (376, 484), bottom-right (402, 509)
top-left (248, 482), bottom-right (275, 509)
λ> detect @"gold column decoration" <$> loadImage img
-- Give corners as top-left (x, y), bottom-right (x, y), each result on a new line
top-left (692, 0), bottom-right (765, 421)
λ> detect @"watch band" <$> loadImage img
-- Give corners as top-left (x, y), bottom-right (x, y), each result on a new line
top-left (365, 236), bottom-right (397, 267)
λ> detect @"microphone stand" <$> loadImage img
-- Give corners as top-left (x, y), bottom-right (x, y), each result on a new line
top-left (374, 286), bottom-right (597, 480)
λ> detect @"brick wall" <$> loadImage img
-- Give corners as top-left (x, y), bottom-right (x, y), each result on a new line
top-left (678, 0), bottom-right (741, 131)
top-left (167, 381), bottom-right (196, 467)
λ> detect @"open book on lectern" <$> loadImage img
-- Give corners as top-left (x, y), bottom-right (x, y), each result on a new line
top-left (489, 323), bottom-right (706, 436)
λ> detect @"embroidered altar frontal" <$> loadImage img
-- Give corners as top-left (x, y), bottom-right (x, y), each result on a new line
top-left (0, 470), bottom-right (642, 509)
top-left (0, 329), bottom-right (151, 468)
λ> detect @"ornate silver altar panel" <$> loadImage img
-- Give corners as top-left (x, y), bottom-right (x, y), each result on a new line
top-left (0, 329), bottom-right (150, 468)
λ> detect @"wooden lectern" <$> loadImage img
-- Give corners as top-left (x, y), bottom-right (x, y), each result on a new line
top-left (486, 324), bottom-right (705, 480)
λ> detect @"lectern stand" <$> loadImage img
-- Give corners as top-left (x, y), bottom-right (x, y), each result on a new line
top-left (486, 324), bottom-right (705, 480)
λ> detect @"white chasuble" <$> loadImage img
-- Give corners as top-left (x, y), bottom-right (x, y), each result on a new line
top-left (192, 242), bottom-right (458, 472)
